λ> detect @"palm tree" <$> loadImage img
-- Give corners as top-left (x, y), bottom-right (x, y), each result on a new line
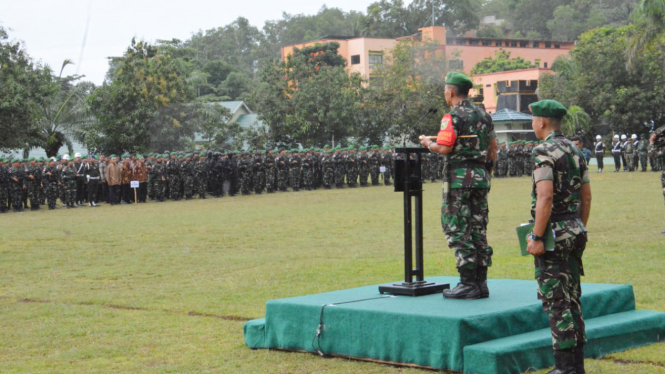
top-left (626, 0), bottom-right (665, 68)
top-left (24, 60), bottom-right (94, 157)
top-left (562, 105), bottom-right (591, 136)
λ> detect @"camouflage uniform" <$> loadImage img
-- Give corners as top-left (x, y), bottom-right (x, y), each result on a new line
top-left (624, 140), bottom-right (635, 171)
top-left (638, 137), bottom-right (649, 172)
top-left (265, 154), bottom-right (277, 193)
top-left (531, 130), bottom-right (589, 351)
top-left (441, 100), bottom-right (495, 271)
top-left (333, 151), bottom-right (345, 188)
top-left (153, 161), bottom-right (167, 202)
top-left (239, 155), bottom-right (252, 195)
top-left (276, 153), bottom-right (289, 192)
top-left (289, 153), bottom-right (302, 191)
top-left (379, 149), bottom-right (392, 185)
top-left (346, 152), bottom-right (358, 187)
top-left (167, 159), bottom-right (182, 200)
top-left (302, 154), bottom-right (314, 190)
top-left (322, 152), bottom-right (335, 189)
top-left (181, 160), bottom-right (195, 199)
top-left (0, 162), bottom-right (9, 213)
top-left (61, 164), bottom-right (77, 207)
top-left (43, 164), bottom-right (60, 209)
top-left (9, 164), bottom-right (26, 211)
top-left (253, 153), bottom-right (265, 194)
top-left (194, 159), bottom-right (208, 198)
top-left (25, 162), bottom-right (42, 210)
top-left (357, 151), bottom-right (369, 187)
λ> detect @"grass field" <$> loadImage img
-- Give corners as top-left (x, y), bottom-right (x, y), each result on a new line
top-left (1, 166), bottom-right (664, 373)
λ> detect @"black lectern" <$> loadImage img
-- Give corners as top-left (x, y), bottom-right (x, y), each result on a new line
top-left (378, 147), bottom-right (450, 296)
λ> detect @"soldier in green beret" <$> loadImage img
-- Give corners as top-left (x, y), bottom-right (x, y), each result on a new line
top-left (527, 99), bottom-right (591, 374)
top-left (0, 158), bottom-right (9, 213)
top-left (418, 71), bottom-right (497, 300)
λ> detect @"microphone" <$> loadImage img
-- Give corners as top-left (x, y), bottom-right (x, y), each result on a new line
top-left (403, 108), bottom-right (438, 146)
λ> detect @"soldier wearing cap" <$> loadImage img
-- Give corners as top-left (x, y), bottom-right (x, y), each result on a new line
top-left (527, 99), bottom-right (591, 374)
top-left (624, 134), bottom-right (636, 171)
top-left (419, 71), bottom-right (497, 300)
top-left (85, 156), bottom-right (101, 207)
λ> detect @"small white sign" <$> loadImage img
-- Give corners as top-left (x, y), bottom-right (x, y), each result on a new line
top-left (380, 166), bottom-right (387, 173)
top-left (130, 181), bottom-right (139, 188)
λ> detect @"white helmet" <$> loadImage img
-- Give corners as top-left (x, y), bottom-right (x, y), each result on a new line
top-left (631, 134), bottom-right (637, 139)
top-left (74, 152), bottom-right (82, 158)
top-left (613, 134), bottom-right (620, 139)
top-left (596, 135), bottom-right (602, 140)
top-left (62, 154), bottom-right (70, 161)
top-left (621, 134), bottom-right (627, 140)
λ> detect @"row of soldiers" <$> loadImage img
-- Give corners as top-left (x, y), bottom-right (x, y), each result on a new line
top-left (2, 145), bottom-right (431, 213)
top-left (600, 134), bottom-right (665, 172)
top-left (493, 140), bottom-right (539, 178)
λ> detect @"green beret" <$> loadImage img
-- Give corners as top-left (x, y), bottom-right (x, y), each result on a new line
top-left (147, 152), bottom-right (153, 156)
top-left (136, 154), bottom-right (142, 159)
top-left (371, 145), bottom-right (378, 149)
top-left (445, 72), bottom-right (473, 90)
top-left (110, 154), bottom-right (116, 158)
top-left (324, 144), bottom-right (330, 148)
top-left (360, 146), bottom-right (367, 151)
top-left (184, 154), bottom-right (190, 158)
top-left (27, 157), bottom-right (34, 161)
top-left (529, 100), bottom-right (567, 119)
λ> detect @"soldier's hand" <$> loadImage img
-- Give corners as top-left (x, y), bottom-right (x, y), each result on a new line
top-left (527, 240), bottom-right (545, 257)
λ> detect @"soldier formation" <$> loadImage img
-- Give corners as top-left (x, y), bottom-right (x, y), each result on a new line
top-left (0, 145), bottom-right (416, 213)
top-left (606, 133), bottom-right (663, 173)
top-left (493, 140), bottom-right (539, 178)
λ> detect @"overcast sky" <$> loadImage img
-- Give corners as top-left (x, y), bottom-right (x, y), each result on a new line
top-left (1, 0), bottom-right (380, 85)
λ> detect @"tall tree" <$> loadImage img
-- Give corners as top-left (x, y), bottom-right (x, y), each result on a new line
top-left (87, 39), bottom-right (200, 153)
top-left (360, 39), bottom-right (450, 145)
top-left (0, 27), bottom-right (52, 151)
top-left (251, 42), bottom-right (364, 147)
top-left (627, 0), bottom-right (665, 67)
top-left (470, 50), bottom-right (536, 75)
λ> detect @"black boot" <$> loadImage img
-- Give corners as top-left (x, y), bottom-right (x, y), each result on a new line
top-left (477, 266), bottom-right (489, 298)
top-left (574, 345), bottom-right (585, 374)
top-left (443, 269), bottom-right (481, 299)
top-left (546, 349), bottom-right (577, 374)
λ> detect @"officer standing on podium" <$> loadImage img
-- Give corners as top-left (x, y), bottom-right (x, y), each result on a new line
top-left (419, 72), bottom-right (497, 300)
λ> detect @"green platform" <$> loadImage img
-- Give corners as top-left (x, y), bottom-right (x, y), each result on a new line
top-left (244, 277), bottom-right (665, 373)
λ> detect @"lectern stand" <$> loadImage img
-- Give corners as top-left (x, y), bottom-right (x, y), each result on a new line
top-left (378, 147), bottom-right (449, 296)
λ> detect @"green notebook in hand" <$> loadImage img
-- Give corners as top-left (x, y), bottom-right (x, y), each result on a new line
top-left (516, 222), bottom-right (556, 256)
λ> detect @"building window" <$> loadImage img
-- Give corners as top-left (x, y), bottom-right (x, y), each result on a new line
top-left (495, 41), bottom-right (502, 47)
top-left (545, 42), bottom-right (551, 48)
top-left (520, 41), bottom-right (528, 47)
top-left (449, 60), bottom-right (463, 70)
top-left (511, 41), bottom-right (518, 47)
top-left (368, 52), bottom-right (383, 66)
top-left (482, 40), bottom-right (492, 46)
top-left (554, 43), bottom-right (560, 49)
top-left (533, 42), bottom-right (540, 48)
top-left (469, 39), bottom-right (479, 46)
top-left (544, 62), bottom-right (548, 68)
top-left (485, 84), bottom-right (491, 87)
top-left (505, 41), bottom-right (510, 47)
top-left (535, 59), bottom-right (541, 67)
top-left (456, 39), bottom-right (466, 45)
top-left (351, 55), bottom-right (360, 65)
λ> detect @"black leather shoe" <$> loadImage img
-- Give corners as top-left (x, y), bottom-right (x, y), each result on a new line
top-left (443, 269), bottom-right (481, 300)
top-left (477, 266), bottom-right (490, 298)
top-left (546, 349), bottom-right (577, 374)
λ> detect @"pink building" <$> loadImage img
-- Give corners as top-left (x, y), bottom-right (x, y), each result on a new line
top-left (470, 68), bottom-right (553, 113)
top-left (281, 26), bottom-right (573, 82)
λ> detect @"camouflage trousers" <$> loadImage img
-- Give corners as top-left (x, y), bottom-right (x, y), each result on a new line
top-left (289, 168), bottom-right (301, 190)
top-left (10, 184), bottom-right (24, 211)
top-left (183, 175), bottom-right (194, 198)
top-left (323, 168), bottom-right (334, 188)
top-left (45, 182), bottom-right (59, 209)
top-left (240, 172), bottom-right (252, 195)
top-left (626, 152), bottom-right (635, 171)
top-left (347, 168), bottom-right (358, 187)
top-left (303, 169), bottom-right (314, 189)
top-left (254, 171), bottom-right (265, 194)
top-left (441, 188), bottom-right (493, 270)
top-left (0, 184), bottom-right (9, 212)
top-left (26, 180), bottom-right (40, 208)
top-left (266, 169), bottom-right (276, 192)
top-left (196, 176), bottom-right (207, 198)
top-left (334, 168), bottom-right (345, 187)
top-left (640, 154), bottom-right (648, 171)
top-left (169, 175), bottom-right (182, 200)
top-left (147, 175), bottom-right (154, 199)
top-left (359, 167), bottom-right (369, 186)
top-left (535, 219), bottom-right (587, 351)
top-left (277, 169), bottom-right (288, 191)
top-left (64, 180), bottom-right (76, 205)
top-left (154, 180), bottom-right (166, 201)
top-left (380, 166), bottom-right (391, 185)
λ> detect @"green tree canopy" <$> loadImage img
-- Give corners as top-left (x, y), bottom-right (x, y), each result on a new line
top-left (470, 50), bottom-right (536, 75)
